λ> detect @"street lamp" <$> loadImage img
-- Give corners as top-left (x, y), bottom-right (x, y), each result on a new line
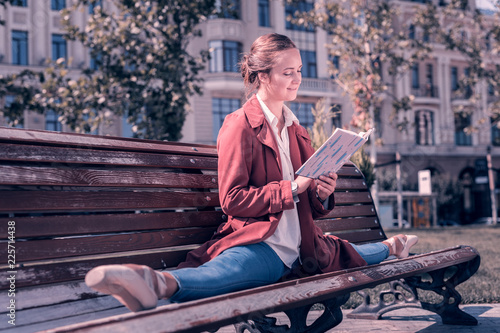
top-left (487, 146), bottom-right (498, 225)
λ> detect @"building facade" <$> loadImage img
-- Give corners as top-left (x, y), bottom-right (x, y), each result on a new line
top-left (0, 0), bottom-right (498, 222)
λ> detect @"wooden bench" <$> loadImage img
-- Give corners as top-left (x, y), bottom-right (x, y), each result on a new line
top-left (0, 128), bottom-right (480, 333)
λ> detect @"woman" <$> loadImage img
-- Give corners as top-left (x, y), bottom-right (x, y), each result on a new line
top-left (85, 33), bottom-right (418, 312)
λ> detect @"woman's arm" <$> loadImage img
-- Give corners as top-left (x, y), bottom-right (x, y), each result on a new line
top-left (217, 114), bottom-right (295, 218)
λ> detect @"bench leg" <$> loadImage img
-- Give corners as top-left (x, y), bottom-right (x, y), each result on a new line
top-left (347, 255), bottom-right (480, 326)
top-left (233, 294), bottom-right (350, 333)
top-left (406, 256), bottom-right (480, 326)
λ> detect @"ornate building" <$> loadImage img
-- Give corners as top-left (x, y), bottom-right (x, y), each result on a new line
top-left (0, 0), bottom-right (498, 222)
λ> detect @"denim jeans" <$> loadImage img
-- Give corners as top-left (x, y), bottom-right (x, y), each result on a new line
top-left (169, 241), bottom-right (389, 302)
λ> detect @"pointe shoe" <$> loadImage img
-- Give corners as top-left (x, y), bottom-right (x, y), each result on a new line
top-left (385, 235), bottom-right (419, 259)
top-left (398, 235), bottom-right (418, 259)
top-left (85, 264), bottom-right (168, 312)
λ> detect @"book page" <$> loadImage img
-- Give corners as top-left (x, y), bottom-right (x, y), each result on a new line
top-left (296, 128), bottom-right (374, 178)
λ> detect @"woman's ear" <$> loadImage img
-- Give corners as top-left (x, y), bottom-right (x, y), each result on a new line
top-left (258, 72), bottom-right (269, 84)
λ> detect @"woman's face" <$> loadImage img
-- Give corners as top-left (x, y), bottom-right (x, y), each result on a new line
top-left (260, 48), bottom-right (302, 102)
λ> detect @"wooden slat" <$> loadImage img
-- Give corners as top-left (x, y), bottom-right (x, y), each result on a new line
top-left (1, 211), bottom-right (224, 238)
top-left (0, 190), bottom-right (220, 213)
top-left (0, 143), bottom-right (218, 169)
top-left (329, 229), bottom-right (386, 244)
top-left (335, 178), bottom-right (368, 190)
top-left (315, 217), bottom-right (381, 233)
top-left (0, 165), bottom-right (218, 188)
top-left (0, 248), bottom-right (194, 289)
top-left (0, 127), bottom-right (218, 156)
top-left (46, 246), bottom-right (479, 333)
top-left (1, 228), bottom-right (216, 264)
top-left (326, 204), bottom-right (377, 218)
top-left (333, 191), bottom-right (373, 204)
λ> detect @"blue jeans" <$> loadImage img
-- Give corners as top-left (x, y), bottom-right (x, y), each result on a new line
top-left (169, 241), bottom-right (389, 302)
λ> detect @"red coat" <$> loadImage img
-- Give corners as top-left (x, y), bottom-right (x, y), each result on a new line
top-left (178, 95), bottom-right (366, 273)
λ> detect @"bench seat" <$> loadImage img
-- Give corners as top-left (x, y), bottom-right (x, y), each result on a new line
top-left (0, 128), bottom-right (480, 332)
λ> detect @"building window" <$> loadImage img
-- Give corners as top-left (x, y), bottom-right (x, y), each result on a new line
top-left (411, 64), bottom-right (419, 89)
top-left (258, 0), bottom-right (270, 27)
top-left (451, 66), bottom-right (459, 91)
top-left (12, 31), bottom-right (28, 66)
top-left (415, 110), bottom-right (434, 145)
top-left (52, 34), bottom-right (67, 62)
top-left (213, 98), bottom-right (240, 141)
top-left (45, 110), bottom-right (62, 132)
top-left (89, 0), bottom-right (102, 14)
top-left (51, 0), bottom-right (65, 10)
top-left (90, 52), bottom-right (102, 70)
top-left (492, 118), bottom-right (500, 147)
top-left (211, 0), bottom-right (240, 19)
top-left (455, 113), bottom-right (472, 146)
top-left (121, 115), bottom-right (134, 138)
top-left (285, 1), bottom-right (314, 32)
top-left (12, 0), bottom-right (27, 7)
top-left (409, 25), bottom-right (415, 39)
top-left (289, 102), bottom-right (315, 129)
top-left (425, 64), bottom-right (435, 97)
top-left (300, 50), bottom-right (317, 78)
top-left (464, 67), bottom-right (472, 98)
top-left (209, 40), bottom-right (241, 73)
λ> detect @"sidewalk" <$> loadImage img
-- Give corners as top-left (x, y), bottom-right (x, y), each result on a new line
top-left (218, 303), bottom-right (500, 332)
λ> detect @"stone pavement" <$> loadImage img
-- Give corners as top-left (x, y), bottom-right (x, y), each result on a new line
top-left (218, 303), bottom-right (500, 332)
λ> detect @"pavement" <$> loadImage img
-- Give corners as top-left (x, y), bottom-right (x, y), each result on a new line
top-left (218, 303), bottom-right (500, 332)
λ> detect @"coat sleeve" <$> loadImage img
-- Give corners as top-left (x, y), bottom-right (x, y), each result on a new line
top-left (217, 113), bottom-right (295, 218)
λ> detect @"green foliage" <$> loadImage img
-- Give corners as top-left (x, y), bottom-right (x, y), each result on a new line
top-left (350, 147), bottom-right (375, 188)
top-left (306, 98), bottom-right (336, 150)
top-left (1, 0), bottom-right (215, 140)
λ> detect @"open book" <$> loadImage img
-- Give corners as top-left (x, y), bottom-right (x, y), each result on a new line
top-left (296, 128), bottom-right (374, 179)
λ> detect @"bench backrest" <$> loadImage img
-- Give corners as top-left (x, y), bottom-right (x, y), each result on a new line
top-left (0, 128), bottom-right (385, 291)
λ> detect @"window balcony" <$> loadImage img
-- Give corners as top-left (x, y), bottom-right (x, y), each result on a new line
top-left (411, 85), bottom-right (439, 98)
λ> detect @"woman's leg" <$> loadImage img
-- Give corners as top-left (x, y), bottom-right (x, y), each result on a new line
top-left (350, 242), bottom-right (390, 265)
top-left (169, 242), bottom-right (286, 302)
top-left (85, 242), bottom-right (286, 311)
top-left (351, 234), bottom-right (419, 265)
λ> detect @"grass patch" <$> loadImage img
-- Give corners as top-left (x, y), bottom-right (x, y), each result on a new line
top-left (342, 224), bottom-right (500, 309)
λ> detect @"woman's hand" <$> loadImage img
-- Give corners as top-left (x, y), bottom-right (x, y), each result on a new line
top-left (294, 175), bottom-right (313, 194)
top-left (316, 172), bottom-right (338, 201)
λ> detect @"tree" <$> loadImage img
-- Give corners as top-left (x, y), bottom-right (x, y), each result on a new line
top-left (433, 0), bottom-right (500, 135)
top-left (288, 0), bottom-right (435, 135)
top-left (1, 0), bottom-right (215, 141)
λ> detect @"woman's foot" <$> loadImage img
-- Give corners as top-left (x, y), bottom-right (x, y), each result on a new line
top-left (383, 234), bottom-right (419, 259)
top-left (85, 264), bottom-right (169, 312)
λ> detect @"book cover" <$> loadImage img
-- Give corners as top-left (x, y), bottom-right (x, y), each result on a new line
top-left (296, 128), bottom-right (374, 178)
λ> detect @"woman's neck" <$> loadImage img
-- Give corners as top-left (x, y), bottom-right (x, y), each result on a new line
top-left (257, 92), bottom-right (284, 122)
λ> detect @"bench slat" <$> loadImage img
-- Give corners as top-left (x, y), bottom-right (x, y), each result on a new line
top-left (333, 191), bottom-right (373, 204)
top-left (0, 248), bottom-right (193, 289)
top-left (1, 228), bottom-right (216, 264)
top-left (330, 229), bottom-right (386, 244)
top-left (315, 217), bottom-right (380, 232)
top-left (0, 127), bottom-right (218, 156)
top-left (327, 204), bottom-right (376, 218)
top-left (0, 165), bottom-right (218, 188)
top-left (335, 178), bottom-right (368, 190)
top-left (0, 190), bottom-right (220, 213)
top-left (0, 143), bottom-right (218, 169)
top-left (0, 211), bottom-right (224, 238)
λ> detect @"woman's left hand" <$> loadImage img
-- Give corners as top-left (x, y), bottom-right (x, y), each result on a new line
top-left (316, 172), bottom-right (338, 201)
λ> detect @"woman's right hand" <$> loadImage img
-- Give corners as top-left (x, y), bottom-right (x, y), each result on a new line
top-left (294, 176), bottom-right (313, 194)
